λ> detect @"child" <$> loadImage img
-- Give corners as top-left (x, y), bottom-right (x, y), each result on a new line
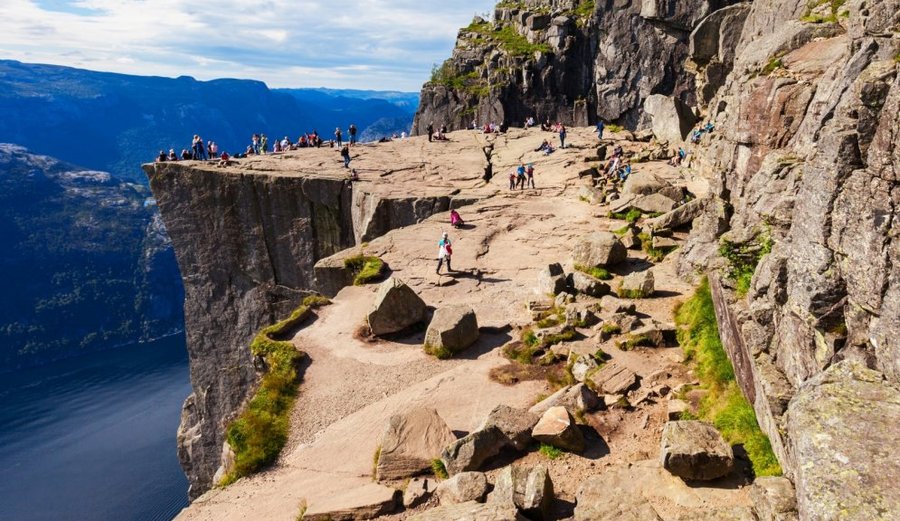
top-left (436, 232), bottom-right (452, 274)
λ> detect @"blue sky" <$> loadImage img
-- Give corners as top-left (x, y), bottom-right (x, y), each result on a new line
top-left (0, 0), bottom-right (496, 91)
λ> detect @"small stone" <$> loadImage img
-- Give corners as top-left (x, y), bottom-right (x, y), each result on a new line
top-left (660, 421), bottom-right (734, 480)
top-left (537, 263), bottom-right (568, 295)
top-left (554, 291), bottom-right (575, 307)
top-left (403, 477), bottom-right (433, 508)
top-left (750, 476), bottom-right (799, 521)
top-left (568, 271), bottom-right (611, 297)
top-left (303, 483), bottom-right (399, 520)
top-left (600, 295), bottom-right (636, 314)
top-left (376, 407), bottom-right (457, 480)
top-left (407, 501), bottom-right (525, 521)
top-left (652, 235), bottom-right (679, 249)
top-left (572, 231), bottom-right (627, 268)
top-left (532, 406), bottom-right (585, 453)
top-left (571, 354), bottom-right (599, 382)
top-left (529, 383), bottom-right (602, 416)
top-left (436, 471), bottom-right (488, 504)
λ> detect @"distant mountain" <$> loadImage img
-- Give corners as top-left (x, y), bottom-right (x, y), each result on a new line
top-left (0, 60), bottom-right (417, 183)
top-left (0, 144), bottom-right (182, 370)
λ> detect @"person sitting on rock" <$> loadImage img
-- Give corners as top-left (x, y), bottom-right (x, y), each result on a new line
top-left (216, 152), bottom-right (231, 168)
top-left (618, 161), bottom-right (632, 181)
top-left (450, 209), bottom-right (463, 228)
top-left (436, 231), bottom-right (453, 274)
top-left (156, 150), bottom-right (167, 163)
top-left (525, 116), bottom-right (535, 128)
top-left (181, 149), bottom-right (191, 160)
top-left (167, 149), bottom-right (178, 161)
top-left (541, 117), bottom-right (552, 131)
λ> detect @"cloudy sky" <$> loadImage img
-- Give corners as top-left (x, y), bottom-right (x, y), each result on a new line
top-left (0, 0), bottom-right (496, 91)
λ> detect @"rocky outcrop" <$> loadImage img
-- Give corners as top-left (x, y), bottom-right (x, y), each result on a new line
top-left (413, 0), bottom-right (718, 132)
top-left (531, 406), bottom-right (585, 452)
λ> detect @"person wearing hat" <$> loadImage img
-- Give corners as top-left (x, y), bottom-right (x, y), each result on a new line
top-left (436, 231), bottom-right (453, 274)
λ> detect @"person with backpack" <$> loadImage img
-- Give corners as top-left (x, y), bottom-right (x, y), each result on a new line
top-left (335, 127), bottom-right (343, 147)
top-left (436, 231), bottom-right (452, 274)
top-left (516, 164), bottom-right (527, 190)
top-left (340, 145), bottom-right (351, 168)
top-left (348, 124), bottom-right (357, 145)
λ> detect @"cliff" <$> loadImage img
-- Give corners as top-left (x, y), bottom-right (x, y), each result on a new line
top-left (413, 0), bottom-right (731, 133)
top-left (144, 143), bottom-right (491, 497)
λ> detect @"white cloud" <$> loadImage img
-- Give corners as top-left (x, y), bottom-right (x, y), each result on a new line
top-left (0, 0), bottom-right (496, 90)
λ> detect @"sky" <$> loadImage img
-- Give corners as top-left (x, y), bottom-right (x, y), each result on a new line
top-left (0, 0), bottom-right (496, 92)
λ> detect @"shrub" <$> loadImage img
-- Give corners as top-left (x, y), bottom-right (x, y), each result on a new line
top-left (675, 278), bottom-right (782, 477)
top-left (344, 255), bottom-right (385, 286)
top-left (609, 208), bottom-right (642, 223)
top-left (431, 458), bottom-right (449, 480)
top-left (606, 123), bottom-right (624, 133)
top-left (424, 343), bottom-right (455, 360)
top-left (638, 232), bottom-right (675, 262)
top-left (221, 295), bottom-right (329, 485)
top-left (600, 323), bottom-right (621, 335)
top-left (539, 443), bottom-right (564, 459)
top-left (719, 230), bottom-right (773, 297)
top-left (575, 263), bottom-right (612, 280)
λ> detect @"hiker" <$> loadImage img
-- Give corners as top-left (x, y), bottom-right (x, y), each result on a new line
top-left (426, 122), bottom-right (434, 142)
top-left (260, 134), bottom-right (268, 154)
top-left (669, 147), bottom-right (687, 167)
top-left (541, 117), bottom-right (552, 131)
top-left (349, 168), bottom-right (359, 181)
top-left (335, 127), bottom-right (343, 147)
top-left (516, 164), bottom-right (527, 190)
top-left (251, 134), bottom-right (260, 155)
top-left (436, 231), bottom-right (453, 274)
top-left (450, 209), bottom-right (463, 228)
top-left (526, 163), bottom-right (535, 188)
top-left (558, 124), bottom-right (567, 149)
top-left (181, 149), bottom-right (191, 160)
top-left (156, 150), bottom-right (166, 163)
top-left (208, 141), bottom-right (218, 158)
top-left (509, 168), bottom-right (517, 190)
top-left (596, 120), bottom-right (605, 140)
top-left (167, 149), bottom-right (178, 161)
top-left (340, 145), bottom-right (351, 168)
top-left (618, 161), bottom-right (632, 181)
top-left (216, 152), bottom-right (231, 168)
top-left (349, 124), bottom-right (357, 145)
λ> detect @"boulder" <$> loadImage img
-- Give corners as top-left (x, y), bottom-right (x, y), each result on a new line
top-left (785, 361), bottom-right (900, 521)
top-left (537, 263), bottom-right (568, 295)
top-left (618, 270), bottom-right (654, 298)
top-left (576, 470), bottom-right (662, 520)
top-left (572, 231), bottom-right (627, 268)
top-left (606, 312), bottom-right (644, 332)
top-left (652, 235), bottom-right (679, 249)
top-left (568, 271), bottom-right (611, 297)
top-left (554, 291), bottom-right (575, 308)
top-left (531, 406), bottom-right (585, 452)
top-left (376, 407), bottom-right (457, 480)
top-left (622, 171), bottom-right (683, 201)
top-left (660, 421), bottom-right (734, 480)
top-left (588, 361), bottom-right (639, 394)
top-left (491, 464), bottom-right (554, 520)
top-left (423, 305), bottom-right (479, 358)
top-left (750, 476), bottom-right (799, 521)
top-left (571, 354), bottom-right (599, 382)
top-left (620, 322), bottom-right (667, 348)
top-left (408, 501), bottom-right (526, 521)
top-left (303, 483), bottom-right (399, 520)
top-left (631, 193), bottom-right (677, 214)
top-left (367, 278), bottom-right (427, 335)
top-left (436, 471), bottom-right (488, 504)
top-left (645, 197), bottom-right (706, 230)
top-left (529, 383), bottom-right (602, 416)
top-left (403, 477), bottom-right (433, 508)
top-left (600, 295), bottom-right (636, 314)
top-left (441, 425), bottom-right (506, 475)
top-left (643, 94), bottom-right (698, 144)
top-left (478, 405), bottom-right (540, 451)
top-left (564, 305), bottom-right (599, 327)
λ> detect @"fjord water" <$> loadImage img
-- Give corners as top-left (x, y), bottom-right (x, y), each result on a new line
top-left (0, 335), bottom-right (191, 521)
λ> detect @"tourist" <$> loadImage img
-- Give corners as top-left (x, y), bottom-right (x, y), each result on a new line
top-left (349, 168), bottom-right (359, 181)
top-left (526, 163), bottom-right (535, 188)
top-left (181, 149), bottom-right (191, 160)
top-left (436, 231), bottom-right (453, 274)
top-left (217, 152), bottom-right (231, 168)
top-left (260, 134), bottom-right (268, 154)
top-left (450, 209), bottom-right (463, 228)
top-left (349, 124), bottom-right (357, 145)
top-left (426, 122), bottom-right (434, 142)
top-left (535, 140), bottom-right (554, 155)
top-left (167, 149), bottom-right (178, 161)
top-left (401, 131), bottom-right (408, 139)
top-left (340, 144), bottom-right (351, 168)
top-left (156, 150), bottom-right (166, 163)
top-left (596, 120), bottom-right (605, 140)
top-left (516, 164), bottom-right (526, 190)
top-left (208, 141), bottom-right (218, 158)
top-left (251, 134), bottom-right (260, 155)
top-left (558, 124), bottom-right (567, 149)
top-left (509, 168), bottom-right (517, 190)
top-left (273, 140), bottom-right (282, 153)
top-left (525, 116), bottom-right (535, 128)
top-left (335, 127), bottom-right (343, 148)
top-left (541, 117), bottom-right (552, 131)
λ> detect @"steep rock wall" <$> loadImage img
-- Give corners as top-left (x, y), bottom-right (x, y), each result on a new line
top-left (413, 0), bottom-right (738, 133)
top-left (679, 0), bottom-right (899, 516)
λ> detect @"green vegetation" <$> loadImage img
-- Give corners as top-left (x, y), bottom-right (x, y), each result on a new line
top-left (372, 446), bottom-right (382, 479)
top-left (424, 342), bottom-right (455, 360)
top-left (800, 0), bottom-right (847, 23)
top-left (675, 278), bottom-right (782, 477)
top-left (761, 57), bottom-right (784, 75)
top-left (600, 323), bottom-right (622, 336)
top-left (620, 333), bottom-right (654, 351)
top-left (431, 458), bottom-right (449, 480)
top-left (539, 443), bottom-right (564, 459)
top-left (719, 230), bottom-right (774, 297)
top-left (638, 232), bottom-right (676, 262)
top-left (506, 326), bottom-right (576, 364)
top-left (465, 18), bottom-right (551, 56)
top-left (575, 263), bottom-right (612, 280)
top-left (430, 60), bottom-right (490, 96)
top-left (609, 208), bottom-right (643, 223)
top-left (344, 255), bottom-right (385, 286)
top-left (611, 224), bottom-right (631, 236)
top-left (221, 295), bottom-right (330, 485)
top-left (617, 283), bottom-right (650, 299)
top-left (606, 123), bottom-right (625, 133)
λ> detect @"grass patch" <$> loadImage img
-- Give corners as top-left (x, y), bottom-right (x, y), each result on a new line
top-left (221, 295), bottom-right (330, 485)
top-left (606, 123), bottom-right (625, 133)
top-left (424, 343), bottom-right (455, 360)
top-left (609, 208), bottom-right (643, 223)
top-left (617, 284), bottom-right (650, 299)
top-left (600, 323), bottom-right (622, 335)
top-left (431, 458), bottom-right (449, 480)
top-left (469, 22), bottom-right (552, 56)
top-left (344, 255), bottom-right (385, 286)
top-left (575, 263), bottom-right (612, 281)
top-left (675, 278), bottom-right (782, 477)
top-left (372, 446), bottom-right (382, 480)
top-left (539, 443), bottom-right (564, 459)
top-left (619, 334), bottom-right (654, 351)
top-left (611, 224), bottom-right (631, 236)
top-left (800, 0), bottom-right (846, 23)
top-left (638, 232), bottom-right (675, 262)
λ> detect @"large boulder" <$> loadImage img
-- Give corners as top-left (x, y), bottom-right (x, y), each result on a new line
top-left (529, 383), bottom-right (602, 415)
top-left (531, 406), bottom-right (585, 452)
top-left (622, 171), bottom-right (683, 201)
top-left (618, 270), bottom-right (655, 298)
top-left (631, 193), bottom-right (678, 214)
top-left (588, 361), bottom-right (639, 394)
top-left (643, 94), bottom-right (698, 144)
top-left (537, 263), bottom-right (568, 295)
top-left (408, 501), bottom-right (526, 521)
top-left (423, 305), bottom-right (479, 358)
top-left (645, 198), bottom-right (707, 231)
top-left (750, 476), bottom-right (799, 521)
top-left (376, 407), bottom-right (457, 480)
top-left (660, 421), bottom-right (734, 480)
top-left (441, 426), bottom-right (506, 475)
top-left (491, 464), bottom-right (554, 520)
top-left (367, 278), bottom-right (427, 335)
top-left (477, 405), bottom-right (540, 451)
top-left (436, 471), bottom-right (488, 504)
top-left (572, 232), bottom-right (627, 268)
top-left (568, 271), bottom-right (611, 297)
top-left (785, 361), bottom-right (900, 521)
top-left (303, 483), bottom-right (399, 520)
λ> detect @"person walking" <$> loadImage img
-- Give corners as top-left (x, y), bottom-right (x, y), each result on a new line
top-left (596, 120), bottom-right (605, 140)
top-left (340, 144), bottom-right (351, 168)
top-left (436, 231), bottom-right (452, 274)
top-left (516, 164), bottom-right (526, 190)
top-left (559, 124), bottom-right (567, 149)
top-left (335, 127), bottom-right (343, 147)
top-left (426, 122), bottom-right (434, 142)
top-left (526, 163), bottom-right (535, 188)
top-left (348, 124), bottom-right (357, 145)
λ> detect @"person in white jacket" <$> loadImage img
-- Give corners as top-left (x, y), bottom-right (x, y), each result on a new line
top-left (436, 231), bottom-right (452, 274)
